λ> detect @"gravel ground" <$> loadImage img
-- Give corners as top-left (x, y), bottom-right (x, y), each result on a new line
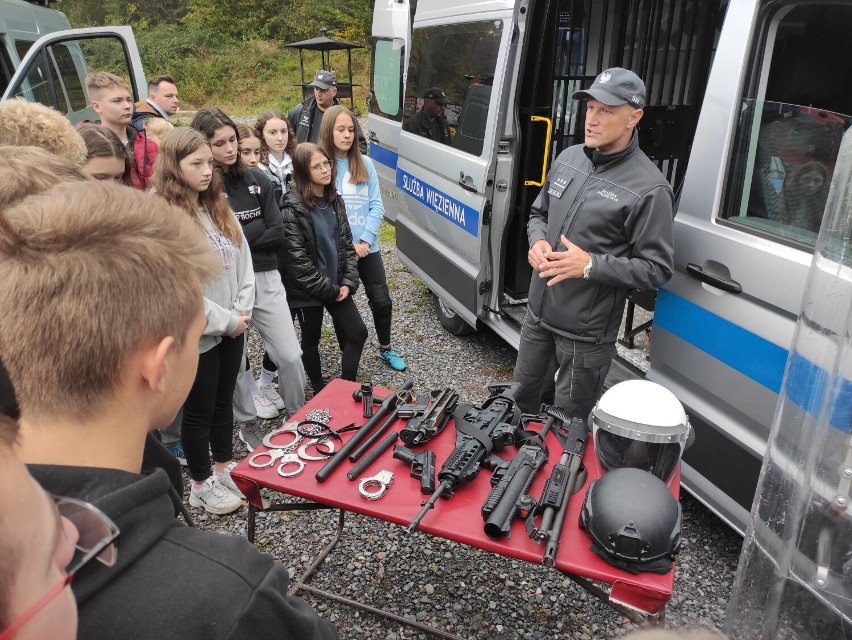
top-left (180, 226), bottom-right (746, 640)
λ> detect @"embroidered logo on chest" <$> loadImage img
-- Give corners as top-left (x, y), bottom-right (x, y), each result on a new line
top-left (597, 189), bottom-right (619, 202)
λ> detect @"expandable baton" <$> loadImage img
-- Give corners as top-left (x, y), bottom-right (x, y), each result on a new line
top-left (315, 380), bottom-right (413, 483)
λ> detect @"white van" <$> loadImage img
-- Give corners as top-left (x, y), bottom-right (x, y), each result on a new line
top-left (1, 0), bottom-right (145, 121)
top-left (368, 0), bottom-right (852, 535)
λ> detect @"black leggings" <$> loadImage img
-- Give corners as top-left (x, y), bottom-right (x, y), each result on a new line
top-left (334, 251), bottom-right (393, 347)
top-left (181, 335), bottom-right (243, 482)
top-left (293, 298), bottom-right (367, 391)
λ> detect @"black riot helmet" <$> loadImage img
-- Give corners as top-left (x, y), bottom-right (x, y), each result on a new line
top-left (580, 467), bottom-right (681, 574)
top-left (591, 380), bottom-right (690, 484)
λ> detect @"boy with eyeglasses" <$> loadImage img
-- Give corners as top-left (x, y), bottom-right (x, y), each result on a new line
top-left (0, 414), bottom-right (116, 640)
top-left (0, 181), bottom-right (338, 639)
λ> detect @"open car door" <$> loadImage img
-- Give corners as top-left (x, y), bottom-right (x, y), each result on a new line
top-left (3, 26), bottom-right (145, 124)
top-left (369, 0), bottom-right (411, 224)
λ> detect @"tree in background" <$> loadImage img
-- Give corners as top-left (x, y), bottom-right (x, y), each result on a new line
top-left (63, 0), bottom-right (374, 112)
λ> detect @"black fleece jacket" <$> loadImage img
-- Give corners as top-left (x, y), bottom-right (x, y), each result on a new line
top-left (29, 465), bottom-right (339, 640)
top-left (280, 189), bottom-right (359, 306)
top-left (223, 167), bottom-right (283, 272)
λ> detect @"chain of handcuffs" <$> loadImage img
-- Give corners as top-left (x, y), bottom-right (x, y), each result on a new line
top-left (246, 404), bottom-right (398, 500)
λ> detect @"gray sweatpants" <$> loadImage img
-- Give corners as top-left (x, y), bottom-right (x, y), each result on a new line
top-left (513, 314), bottom-right (615, 421)
top-left (233, 270), bottom-right (305, 420)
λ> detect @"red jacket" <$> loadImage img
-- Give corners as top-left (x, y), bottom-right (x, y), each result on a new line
top-left (128, 124), bottom-right (158, 191)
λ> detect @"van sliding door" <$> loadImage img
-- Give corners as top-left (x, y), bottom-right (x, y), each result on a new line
top-left (369, 0), bottom-right (411, 224)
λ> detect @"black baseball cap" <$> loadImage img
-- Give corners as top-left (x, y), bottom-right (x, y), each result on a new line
top-left (423, 87), bottom-right (449, 105)
top-left (310, 70), bottom-right (337, 89)
top-left (572, 68), bottom-right (646, 109)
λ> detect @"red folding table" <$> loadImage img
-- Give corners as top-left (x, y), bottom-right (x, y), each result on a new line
top-left (232, 379), bottom-right (678, 638)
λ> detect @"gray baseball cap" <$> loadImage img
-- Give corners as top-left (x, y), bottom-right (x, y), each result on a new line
top-left (572, 68), bottom-right (646, 109)
top-left (310, 70), bottom-right (337, 89)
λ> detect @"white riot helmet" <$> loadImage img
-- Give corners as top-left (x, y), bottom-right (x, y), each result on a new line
top-left (591, 380), bottom-right (690, 483)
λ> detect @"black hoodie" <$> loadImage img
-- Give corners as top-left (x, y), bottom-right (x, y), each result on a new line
top-left (29, 465), bottom-right (339, 640)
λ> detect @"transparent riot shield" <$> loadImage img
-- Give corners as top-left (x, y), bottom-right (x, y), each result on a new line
top-left (725, 126), bottom-right (852, 638)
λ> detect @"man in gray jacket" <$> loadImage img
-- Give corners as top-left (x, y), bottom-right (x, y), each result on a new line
top-left (514, 68), bottom-right (675, 418)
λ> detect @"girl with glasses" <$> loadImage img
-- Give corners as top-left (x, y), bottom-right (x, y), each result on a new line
top-left (319, 106), bottom-right (407, 372)
top-left (280, 143), bottom-right (367, 393)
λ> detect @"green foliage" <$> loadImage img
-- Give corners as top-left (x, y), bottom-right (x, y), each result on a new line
top-left (65, 0), bottom-right (375, 114)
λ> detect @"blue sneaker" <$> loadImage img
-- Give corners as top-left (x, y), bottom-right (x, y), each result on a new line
top-left (164, 440), bottom-right (187, 466)
top-left (379, 348), bottom-right (407, 371)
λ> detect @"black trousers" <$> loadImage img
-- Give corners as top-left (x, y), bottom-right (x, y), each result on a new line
top-left (181, 335), bottom-right (244, 481)
top-left (293, 297), bottom-right (367, 391)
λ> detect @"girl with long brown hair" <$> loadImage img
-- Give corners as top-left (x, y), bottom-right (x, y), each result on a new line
top-left (319, 105), bottom-right (407, 371)
top-left (192, 108), bottom-right (306, 450)
top-left (280, 143), bottom-right (367, 392)
top-left (152, 127), bottom-right (254, 515)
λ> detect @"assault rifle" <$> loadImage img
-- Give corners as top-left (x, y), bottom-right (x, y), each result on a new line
top-left (404, 383), bottom-right (520, 534)
top-left (398, 387), bottom-right (459, 446)
top-left (525, 416), bottom-right (588, 567)
top-left (481, 407), bottom-right (571, 540)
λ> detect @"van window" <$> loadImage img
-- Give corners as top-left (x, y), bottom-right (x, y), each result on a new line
top-left (405, 20), bottom-right (503, 156)
top-left (723, 3), bottom-right (852, 246)
top-left (13, 40), bottom-right (63, 111)
top-left (50, 44), bottom-right (87, 112)
top-left (370, 38), bottom-right (405, 121)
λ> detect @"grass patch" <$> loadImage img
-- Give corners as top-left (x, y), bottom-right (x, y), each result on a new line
top-left (379, 221), bottom-right (396, 245)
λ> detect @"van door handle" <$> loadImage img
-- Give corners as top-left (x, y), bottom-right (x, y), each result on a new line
top-left (369, 131), bottom-right (379, 142)
top-left (686, 264), bottom-right (742, 294)
top-left (458, 172), bottom-right (478, 193)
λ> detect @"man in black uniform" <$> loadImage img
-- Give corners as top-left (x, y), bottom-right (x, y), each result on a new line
top-left (288, 69), bottom-right (367, 153)
top-left (402, 87), bottom-right (452, 144)
top-left (513, 68), bottom-right (675, 418)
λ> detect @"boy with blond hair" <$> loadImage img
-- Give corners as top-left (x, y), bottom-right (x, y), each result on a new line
top-left (86, 71), bottom-right (158, 190)
top-left (0, 181), bottom-right (338, 640)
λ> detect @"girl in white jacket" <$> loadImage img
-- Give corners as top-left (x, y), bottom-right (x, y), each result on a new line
top-left (152, 127), bottom-right (255, 515)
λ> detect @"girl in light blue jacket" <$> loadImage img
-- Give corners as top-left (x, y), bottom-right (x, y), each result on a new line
top-left (319, 106), bottom-right (407, 371)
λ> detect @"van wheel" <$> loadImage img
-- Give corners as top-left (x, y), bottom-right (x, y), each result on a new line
top-left (432, 294), bottom-right (476, 336)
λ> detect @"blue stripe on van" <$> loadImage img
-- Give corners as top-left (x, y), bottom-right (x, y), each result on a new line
top-left (370, 143), bottom-right (398, 170)
top-left (654, 289), bottom-right (787, 393)
top-left (655, 290), bottom-right (852, 432)
top-left (395, 168), bottom-right (480, 237)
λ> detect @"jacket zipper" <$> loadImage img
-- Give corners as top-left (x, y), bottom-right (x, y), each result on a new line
top-left (535, 165), bottom-right (597, 319)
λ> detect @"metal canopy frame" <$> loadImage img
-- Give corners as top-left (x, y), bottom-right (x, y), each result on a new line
top-left (284, 26), bottom-right (364, 109)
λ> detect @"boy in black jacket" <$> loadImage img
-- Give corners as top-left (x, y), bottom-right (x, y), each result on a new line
top-left (0, 181), bottom-right (338, 640)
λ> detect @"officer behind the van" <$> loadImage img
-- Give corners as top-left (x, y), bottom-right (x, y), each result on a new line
top-left (288, 70), bottom-right (367, 153)
top-left (402, 87), bottom-right (452, 145)
top-left (514, 68), bottom-right (675, 419)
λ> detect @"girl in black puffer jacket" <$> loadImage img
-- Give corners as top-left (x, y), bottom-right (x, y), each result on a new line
top-left (280, 143), bottom-right (367, 393)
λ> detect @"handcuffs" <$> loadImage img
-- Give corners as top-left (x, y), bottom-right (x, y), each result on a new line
top-left (358, 470), bottom-right (394, 500)
top-left (248, 421), bottom-right (336, 477)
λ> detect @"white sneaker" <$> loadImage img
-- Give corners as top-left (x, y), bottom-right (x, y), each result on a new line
top-left (217, 462), bottom-right (246, 501)
top-left (253, 390), bottom-right (279, 419)
top-left (189, 476), bottom-right (242, 515)
top-left (260, 383), bottom-right (285, 411)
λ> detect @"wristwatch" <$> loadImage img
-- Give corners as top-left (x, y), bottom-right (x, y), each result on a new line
top-left (582, 255), bottom-right (593, 280)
